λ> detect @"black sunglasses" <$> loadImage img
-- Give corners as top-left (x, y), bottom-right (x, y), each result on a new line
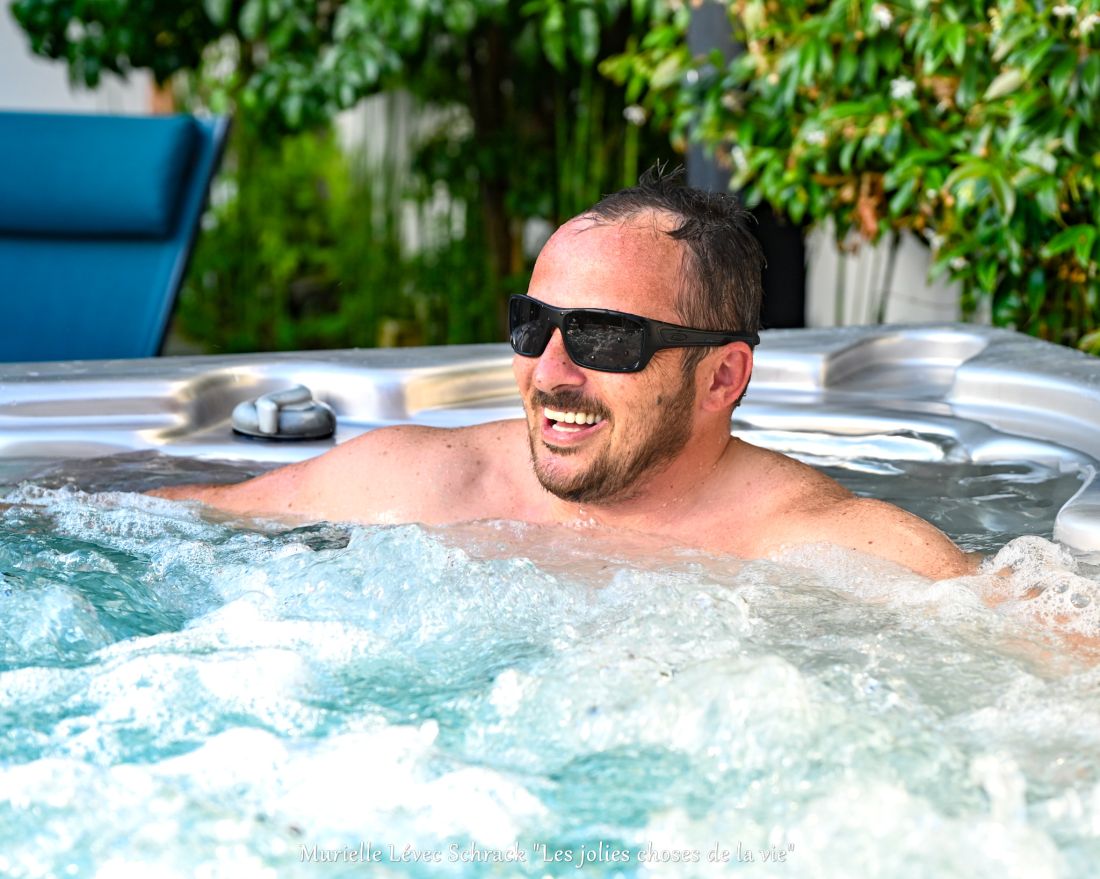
top-left (508, 294), bottom-right (760, 373)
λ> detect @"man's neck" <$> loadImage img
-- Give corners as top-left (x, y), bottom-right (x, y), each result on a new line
top-left (544, 428), bottom-right (737, 529)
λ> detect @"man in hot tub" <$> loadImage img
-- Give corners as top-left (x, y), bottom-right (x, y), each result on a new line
top-left (152, 171), bottom-right (971, 580)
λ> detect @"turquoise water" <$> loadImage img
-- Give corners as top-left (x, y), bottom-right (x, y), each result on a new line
top-left (1, 452), bottom-right (1099, 878)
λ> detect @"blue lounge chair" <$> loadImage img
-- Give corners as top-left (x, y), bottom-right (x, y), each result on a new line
top-left (0, 112), bottom-right (229, 362)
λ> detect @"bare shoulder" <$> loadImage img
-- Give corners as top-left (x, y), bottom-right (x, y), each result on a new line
top-left (150, 419), bottom-right (527, 524)
top-left (772, 490), bottom-right (972, 580)
top-left (729, 445), bottom-right (971, 579)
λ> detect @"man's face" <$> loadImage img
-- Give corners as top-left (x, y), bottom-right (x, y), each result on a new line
top-left (512, 216), bottom-right (701, 506)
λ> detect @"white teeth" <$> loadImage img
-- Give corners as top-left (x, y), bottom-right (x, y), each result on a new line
top-left (543, 407), bottom-right (604, 427)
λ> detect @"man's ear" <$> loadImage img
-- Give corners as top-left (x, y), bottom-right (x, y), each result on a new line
top-left (699, 342), bottom-right (754, 411)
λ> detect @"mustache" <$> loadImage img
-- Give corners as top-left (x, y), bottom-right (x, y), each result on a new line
top-left (530, 389), bottom-right (611, 421)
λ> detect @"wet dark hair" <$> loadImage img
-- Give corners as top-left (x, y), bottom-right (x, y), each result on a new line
top-left (579, 165), bottom-right (765, 375)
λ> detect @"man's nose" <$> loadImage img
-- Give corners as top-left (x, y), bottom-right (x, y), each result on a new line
top-left (532, 329), bottom-right (585, 391)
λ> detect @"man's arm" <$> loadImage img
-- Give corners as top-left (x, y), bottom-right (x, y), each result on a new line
top-left (148, 424), bottom-right (464, 524)
top-left (148, 456), bottom-right (323, 519)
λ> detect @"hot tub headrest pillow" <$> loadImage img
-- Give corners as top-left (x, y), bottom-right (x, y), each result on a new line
top-left (0, 112), bottom-right (199, 238)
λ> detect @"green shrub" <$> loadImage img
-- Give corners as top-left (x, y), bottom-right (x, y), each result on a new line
top-left (610, 0), bottom-right (1100, 352)
top-left (176, 116), bottom-right (494, 352)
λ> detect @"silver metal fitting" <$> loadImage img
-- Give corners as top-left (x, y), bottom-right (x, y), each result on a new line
top-left (231, 385), bottom-right (336, 440)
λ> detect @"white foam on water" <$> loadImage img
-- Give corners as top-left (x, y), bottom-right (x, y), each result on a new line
top-left (2, 487), bottom-right (1100, 876)
top-left (0, 583), bottom-right (113, 666)
top-left (964, 536), bottom-right (1100, 638)
top-left (637, 776), bottom-right (1066, 879)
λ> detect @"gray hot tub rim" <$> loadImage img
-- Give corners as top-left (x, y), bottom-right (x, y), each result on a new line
top-left (0, 324), bottom-right (1097, 552)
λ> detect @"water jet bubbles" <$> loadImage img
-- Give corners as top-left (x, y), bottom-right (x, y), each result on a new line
top-left (2, 583), bottom-right (113, 668)
top-left (969, 752), bottom-right (1027, 825)
top-left (987, 535), bottom-right (1079, 577)
top-left (488, 668), bottom-right (526, 718)
top-left (995, 565), bottom-right (1100, 638)
top-left (6, 484), bottom-right (1100, 872)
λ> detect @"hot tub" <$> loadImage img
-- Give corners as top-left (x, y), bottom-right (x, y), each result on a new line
top-left (2, 323), bottom-right (1097, 551)
top-left (1, 326), bottom-right (1099, 878)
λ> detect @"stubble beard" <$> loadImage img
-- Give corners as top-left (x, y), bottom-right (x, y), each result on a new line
top-left (526, 371), bottom-right (697, 506)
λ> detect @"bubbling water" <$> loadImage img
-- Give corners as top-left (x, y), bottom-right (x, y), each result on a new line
top-left (0, 456), bottom-right (1098, 877)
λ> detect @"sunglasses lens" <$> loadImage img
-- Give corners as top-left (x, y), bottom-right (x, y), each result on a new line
top-left (509, 297), bottom-right (553, 356)
top-left (510, 296), bottom-right (648, 371)
top-left (564, 311), bottom-right (645, 371)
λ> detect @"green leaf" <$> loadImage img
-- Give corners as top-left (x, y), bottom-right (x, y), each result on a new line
top-left (1019, 145), bottom-right (1057, 175)
top-left (570, 6), bottom-right (601, 64)
top-left (993, 290), bottom-right (1023, 326)
top-left (954, 63), bottom-right (979, 108)
top-left (888, 177), bottom-right (917, 217)
top-left (788, 192), bottom-right (806, 224)
top-left (1065, 117), bottom-right (1081, 155)
top-left (239, 0), bottom-right (265, 40)
top-left (882, 121), bottom-right (902, 161)
top-left (442, 0), bottom-right (476, 34)
top-left (651, 54), bottom-right (683, 89)
top-left (984, 68), bottom-right (1024, 101)
top-left (282, 92), bottom-right (303, 128)
top-left (1074, 226), bottom-right (1097, 267)
top-left (1042, 225), bottom-right (1095, 261)
top-left (1034, 183), bottom-right (1060, 219)
top-left (992, 19), bottom-right (1036, 63)
top-left (837, 51), bottom-right (858, 86)
top-left (817, 40), bottom-right (835, 78)
top-left (1019, 36), bottom-right (1057, 77)
top-left (944, 160), bottom-right (992, 191)
top-left (541, 3), bottom-right (566, 71)
top-left (1078, 96), bottom-right (1096, 126)
top-left (861, 46), bottom-right (878, 86)
top-left (797, 39), bottom-right (818, 86)
top-left (203, 0), bottom-right (231, 28)
top-left (1027, 269), bottom-right (1047, 321)
top-left (944, 23), bottom-right (966, 67)
top-left (840, 137), bottom-right (858, 173)
top-left (858, 131), bottom-right (883, 163)
top-left (1049, 51), bottom-right (1078, 103)
top-left (742, 0), bottom-right (766, 32)
top-left (894, 148), bottom-right (949, 171)
top-left (819, 101), bottom-right (876, 124)
top-left (974, 260), bottom-right (997, 294)
top-left (989, 173), bottom-right (1016, 219)
top-left (1083, 55), bottom-right (1100, 100)
top-left (1078, 329), bottom-right (1100, 355)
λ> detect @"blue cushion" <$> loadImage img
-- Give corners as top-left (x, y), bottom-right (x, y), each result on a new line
top-left (0, 237), bottom-right (177, 360)
top-left (0, 113), bottom-right (229, 361)
top-left (0, 113), bottom-right (199, 238)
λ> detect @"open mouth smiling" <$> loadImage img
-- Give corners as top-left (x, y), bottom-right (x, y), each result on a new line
top-left (542, 406), bottom-right (607, 441)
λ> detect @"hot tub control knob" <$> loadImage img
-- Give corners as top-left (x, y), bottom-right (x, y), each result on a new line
top-left (231, 385), bottom-right (336, 440)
